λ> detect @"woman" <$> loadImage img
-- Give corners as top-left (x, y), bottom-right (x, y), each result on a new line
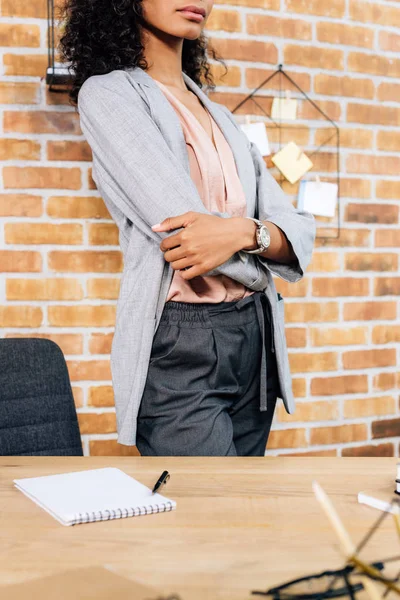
top-left (60, 0), bottom-right (316, 456)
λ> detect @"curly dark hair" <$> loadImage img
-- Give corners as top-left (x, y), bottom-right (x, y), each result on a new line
top-left (58, 0), bottom-right (227, 107)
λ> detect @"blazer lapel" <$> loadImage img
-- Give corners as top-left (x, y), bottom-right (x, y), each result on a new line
top-left (126, 66), bottom-right (256, 218)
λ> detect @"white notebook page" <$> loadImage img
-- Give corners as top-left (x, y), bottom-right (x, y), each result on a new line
top-left (14, 467), bottom-right (176, 526)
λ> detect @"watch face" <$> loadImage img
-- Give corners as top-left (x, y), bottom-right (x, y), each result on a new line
top-left (260, 227), bottom-right (270, 246)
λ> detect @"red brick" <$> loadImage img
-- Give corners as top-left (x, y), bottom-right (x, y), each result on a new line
top-left (343, 301), bottom-right (397, 321)
top-left (311, 374), bottom-right (368, 396)
top-left (374, 278), bottom-right (400, 297)
top-left (342, 443), bottom-right (394, 457)
top-left (345, 253), bottom-right (398, 272)
top-left (310, 423), bottom-right (367, 445)
top-left (77, 412), bottom-right (116, 434)
top-left (89, 440), bottom-right (140, 456)
top-left (372, 418), bottom-right (400, 439)
top-left (344, 396), bottom-right (396, 418)
top-left (268, 428), bottom-right (308, 449)
top-left (312, 278), bottom-right (369, 297)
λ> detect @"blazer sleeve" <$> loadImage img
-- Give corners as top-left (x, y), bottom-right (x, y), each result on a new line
top-left (218, 104), bottom-right (316, 283)
top-left (77, 75), bottom-right (267, 288)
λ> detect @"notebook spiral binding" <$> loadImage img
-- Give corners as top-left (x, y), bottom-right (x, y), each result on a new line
top-left (71, 500), bottom-right (174, 525)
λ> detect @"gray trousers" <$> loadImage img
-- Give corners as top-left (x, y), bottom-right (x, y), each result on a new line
top-left (136, 290), bottom-right (280, 457)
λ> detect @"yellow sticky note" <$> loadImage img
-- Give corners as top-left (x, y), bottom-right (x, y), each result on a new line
top-left (271, 97), bottom-right (298, 120)
top-left (271, 141), bottom-right (313, 184)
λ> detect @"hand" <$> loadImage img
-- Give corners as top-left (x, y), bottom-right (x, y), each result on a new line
top-left (151, 211), bottom-right (245, 280)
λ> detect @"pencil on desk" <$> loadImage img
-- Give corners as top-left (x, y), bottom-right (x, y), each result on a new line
top-left (312, 480), bottom-right (382, 600)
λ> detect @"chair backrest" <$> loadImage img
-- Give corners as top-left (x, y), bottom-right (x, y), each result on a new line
top-left (0, 338), bottom-right (83, 456)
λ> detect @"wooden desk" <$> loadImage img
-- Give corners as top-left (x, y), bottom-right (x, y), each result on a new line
top-left (0, 457), bottom-right (398, 599)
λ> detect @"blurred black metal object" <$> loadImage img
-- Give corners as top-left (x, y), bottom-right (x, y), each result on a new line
top-left (251, 562), bottom-right (387, 599)
top-left (251, 497), bottom-right (400, 598)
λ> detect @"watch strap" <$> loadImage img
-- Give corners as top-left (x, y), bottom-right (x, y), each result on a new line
top-left (242, 217), bottom-right (270, 254)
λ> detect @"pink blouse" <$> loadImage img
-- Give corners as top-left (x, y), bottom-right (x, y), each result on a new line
top-left (153, 79), bottom-right (254, 303)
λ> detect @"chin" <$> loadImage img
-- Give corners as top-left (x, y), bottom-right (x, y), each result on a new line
top-left (183, 30), bottom-right (203, 40)
top-left (172, 23), bottom-right (204, 39)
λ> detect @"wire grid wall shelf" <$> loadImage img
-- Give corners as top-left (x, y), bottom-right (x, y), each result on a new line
top-left (230, 64), bottom-right (341, 240)
top-left (46, 0), bottom-right (73, 91)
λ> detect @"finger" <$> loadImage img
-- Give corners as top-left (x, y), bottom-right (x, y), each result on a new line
top-left (163, 247), bottom-right (187, 264)
top-left (169, 256), bottom-right (193, 270)
top-left (160, 231), bottom-right (183, 252)
top-left (152, 212), bottom-right (192, 232)
top-left (152, 222), bottom-right (172, 232)
top-left (178, 263), bottom-right (205, 280)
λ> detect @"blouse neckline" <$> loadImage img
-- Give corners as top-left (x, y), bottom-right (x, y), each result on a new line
top-left (152, 78), bottom-right (218, 152)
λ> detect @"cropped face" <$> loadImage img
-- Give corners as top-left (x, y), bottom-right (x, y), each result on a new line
top-left (141, 0), bottom-right (214, 40)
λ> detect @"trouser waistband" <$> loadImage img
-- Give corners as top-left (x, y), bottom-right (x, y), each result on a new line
top-left (162, 291), bottom-right (275, 413)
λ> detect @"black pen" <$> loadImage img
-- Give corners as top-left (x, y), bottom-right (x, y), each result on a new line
top-left (152, 470), bottom-right (170, 494)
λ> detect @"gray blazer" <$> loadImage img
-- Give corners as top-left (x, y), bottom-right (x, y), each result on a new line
top-left (78, 66), bottom-right (316, 446)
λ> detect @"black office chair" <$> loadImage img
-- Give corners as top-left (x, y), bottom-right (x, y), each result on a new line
top-left (0, 338), bottom-right (83, 456)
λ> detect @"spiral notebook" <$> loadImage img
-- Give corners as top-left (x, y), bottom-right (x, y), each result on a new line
top-left (14, 467), bottom-right (176, 526)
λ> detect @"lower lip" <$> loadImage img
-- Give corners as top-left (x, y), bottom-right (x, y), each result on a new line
top-left (178, 9), bottom-right (205, 21)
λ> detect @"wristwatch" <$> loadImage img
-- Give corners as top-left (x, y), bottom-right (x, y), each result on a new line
top-left (241, 217), bottom-right (271, 254)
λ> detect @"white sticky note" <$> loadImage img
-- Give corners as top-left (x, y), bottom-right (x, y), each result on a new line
top-left (298, 180), bottom-right (338, 217)
top-left (271, 141), bottom-right (313, 184)
top-left (240, 122), bottom-right (270, 156)
top-left (271, 97), bottom-right (298, 120)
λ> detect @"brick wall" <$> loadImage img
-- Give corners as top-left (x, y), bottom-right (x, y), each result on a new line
top-left (1, 0), bottom-right (399, 456)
